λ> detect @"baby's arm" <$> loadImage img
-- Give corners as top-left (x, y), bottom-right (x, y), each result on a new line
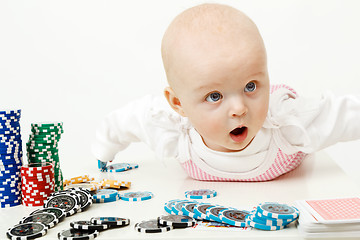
top-left (92, 95), bottom-right (179, 169)
top-left (281, 93), bottom-right (360, 153)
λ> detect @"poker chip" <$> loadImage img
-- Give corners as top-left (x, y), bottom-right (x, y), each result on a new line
top-left (97, 160), bottom-right (107, 171)
top-left (181, 202), bottom-right (203, 220)
top-left (218, 208), bottom-right (250, 227)
top-left (67, 187), bottom-right (93, 212)
top-left (206, 206), bottom-right (228, 222)
top-left (245, 214), bottom-right (285, 231)
top-left (92, 189), bottom-right (120, 203)
top-left (100, 179), bottom-right (131, 189)
top-left (20, 212), bottom-right (59, 228)
top-left (70, 220), bottom-right (109, 231)
top-left (164, 199), bottom-right (181, 214)
top-left (63, 175), bottom-right (95, 186)
top-left (158, 215), bottom-right (196, 228)
top-left (120, 191), bottom-right (153, 201)
top-left (0, 109), bottom-right (22, 208)
top-left (58, 228), bottom-right (99, 240)
top-left (256, 202), bottom-right (300, 220)
top-left (135, 219), bottom-right (173, 233)
top-left (7, 222), bottom-right (48, 240)
top-left (30, 207), bottom-right (66, 222)
top-left (104, 163), bottom-right (130, 172)
top-left (26, 122), bottom-right (64, 192)
top-left (250, 210), bottom-right (294, 226)
top-left (171, 200), bottom-right (196, 215)
top-left (90, 217), bottom-right (130, 228)
top-left (44, 193), bottom-right (81, 217)
top-left (64, 183), bottom-right (100, 192)
top-left (185, 189), bottom-right (217, 199)
top-left (193, 203), bottom-right (217, 220)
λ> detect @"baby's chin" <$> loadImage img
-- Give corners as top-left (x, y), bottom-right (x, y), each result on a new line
top-left (204, 137), bottom-right (254, 153)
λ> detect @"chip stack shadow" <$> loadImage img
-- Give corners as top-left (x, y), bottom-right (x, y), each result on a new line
top-left (26, 122), bottom-right (64, 191)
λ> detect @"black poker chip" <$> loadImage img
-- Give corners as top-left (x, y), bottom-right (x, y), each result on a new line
top-left (58, 228), bottom-right (99, 240)
top-left (43, 194), bottom-right (80, 217)
top-left (7, 222), bottom-right (48, 240)
top-left (90, 217), bottom-right (130, 228)
top-left (135, 219), bottom-right (173, 233)
top-left (70, 221), bottom-right (108, 231)
top-left (158, 215), bottom-right (196, 228)
top-left (20, 212), bottom-right (59, 228)
top-left (30, 207), bottom-right (66, 222)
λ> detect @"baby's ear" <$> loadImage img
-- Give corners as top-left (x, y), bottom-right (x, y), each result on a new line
top-left (164, 87), bottom-right (186, 117)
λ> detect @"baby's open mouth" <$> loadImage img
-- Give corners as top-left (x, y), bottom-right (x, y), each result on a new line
top-left (229, 127), bottom-right (248, 143)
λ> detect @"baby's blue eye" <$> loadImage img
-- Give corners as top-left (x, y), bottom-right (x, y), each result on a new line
top-left (244, 82), bottom-right (256, 92)
top-left (206, 92), bottom-right (222, 102)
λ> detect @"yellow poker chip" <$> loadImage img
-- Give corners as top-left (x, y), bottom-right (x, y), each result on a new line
top-left (101, 179), bottom-right (131, 189)
top-left (64, 182), bottom-right (100, 191)
top-left (63, 175), bottom-right (95, 186)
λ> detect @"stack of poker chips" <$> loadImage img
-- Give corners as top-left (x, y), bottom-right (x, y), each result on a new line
top-left (21, 162), bottom-right (55, 206)
top-left (0, 109), bottom-right (23, 208)
top-left (26, 122), bottom-right (64, 191)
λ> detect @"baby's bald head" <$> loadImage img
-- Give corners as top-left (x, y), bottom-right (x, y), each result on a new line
top-left (161, 3), bottom-right (266, 92)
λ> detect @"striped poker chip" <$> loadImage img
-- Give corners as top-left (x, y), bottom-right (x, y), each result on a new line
top-left (256, 202), bottom-right (300, 220)
top-left (185, 189), bottom-right (217, 199)
top-left (135, 219), bottom-right (172, 233)
top-left (67, 187), bottom-right (93, 212)
top-left (219, 208), bottom-right (250, 227)
top-left (104, 163), bottom-right (130, 172)
top-left (171, 200), bottom-right (196, 215)
top-left (164, 199), bottom-right (181, 214)
top-left (63, 175), bottom-right (94, 186)
top-left (251, 210), bottom-right (295, 226)
top-left (44, 194), bottom-right (80, 217)
top-left (58, 228), bottom-right (99, 240)
top-left (70, 220), bottom-right (108, 231)
top-left (181, 202), bottom-right (203, 220)
top-left (120, 191), bottom-right (153, 202)
top-left (101, 179), bottom-right (131, 189)
top-left (30, 207), bottom-right (66, 222)
top-left (92, 191), bottom-right (120, 203)
top-left (158, 215), bottom-right (196, 228)
top-left (90, 217), bottom-right (130, 227)
top-left (20, 212), bottom-right (59, 228)
top-left (245, 214), bottom-right (285, 231)
top-left (64, 183), bottom-right (100, 192)
top-left (7, 222), bottom-right (48, 240)
top-left (92, 189), bottom-right (118, 200)
top-left (194, 203), bottom-right (217, 220)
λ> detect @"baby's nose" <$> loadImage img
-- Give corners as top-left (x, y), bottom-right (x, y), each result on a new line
top-left (229, 98), bottom-right (247, 118)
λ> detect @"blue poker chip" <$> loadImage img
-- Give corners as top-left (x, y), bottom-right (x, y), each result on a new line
top-left (92, 189), bottom-right (119, 200)
top-left (181, 202), bottom-right (203, 220)
top-left (1, 200), bottom-right (21, 208)
top-left (256, 202), bottom-right (299, 220)
top-left (172, 200), bottom-right (196, 215)
top-left (185, 189), bottom-right (217, 199)
top-left (105, 163), bottom-right (130, 173)
top-left (127, 163), bottom-right (139, 170)
top-left (120, 191), bottom-right (153, 202)
top-left (245, 214), bottom-right (285, 231)
top-left (206, 206), bottom-right (227, 223)
top-left (251, 211), bottom-right (294, 226)
top-left (164, 199), bottom-right (181, 214)
top-left (97, 160), bottom-right (107, 171)
top-left (193, 203), bottom-right (216, 220)
top-left (92, 194), bottom-right (120, 203)
top-left (219, 208), bottom-right (250, 227)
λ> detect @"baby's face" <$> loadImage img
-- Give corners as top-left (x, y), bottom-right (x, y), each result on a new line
top-left (169, 32), bottom-right (269, 152)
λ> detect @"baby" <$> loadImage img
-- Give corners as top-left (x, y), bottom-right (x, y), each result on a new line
top-left (92, 3), bottom-right (360, 181)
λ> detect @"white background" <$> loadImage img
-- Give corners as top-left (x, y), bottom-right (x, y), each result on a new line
top-left (0, 0), bottom-right (359, 183)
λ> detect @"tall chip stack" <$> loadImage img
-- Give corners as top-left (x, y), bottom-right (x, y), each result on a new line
top-left (26, 122), bottom-right (64, 192)
top-left (0, 109), bottom-right (23, 208)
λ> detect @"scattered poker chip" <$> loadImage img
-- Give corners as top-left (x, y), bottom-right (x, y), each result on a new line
top-left (70, 220), bottom-right (109, 231)
top-left (185, 189), bottom-right (217, 199)
top-left (194, 203), bottom-right (217, 220)
top-left (90, 217), bottom-right (130, 228)
top-left (105, 163), bottom-right (130, 172)
top-left (92, 189), bottom-right (120, 203)
top-left (43, 193), bottom-right (80, 217)
top-left (181, 202), bottom-right (203, 220)
top-left (120, 191), bottom-right (153, 202)
top-left (171, 200), bottom-right (196, 215)
top-left (135, 219), bottom-right (173, 233)
top-left (100, 179), bottom-right (131, 189)
top-left (158, 215), bottom-right (196, 228)
top-left (164, 199), bottom-right (181, 214)
top-left (206, 204), bottom-right (225, 221)
top-left (219, 208), bottom-right (250, 227)
top-left (67, 187), bottom-right (93, 212)
top-left (63, 175), bottom-right (94, 186)
top-left (58, 228), bottom-right (99, 240)
top-left (245, 214), bottom-right (285, 231)
top-left (97, 160), bottom-right (107, 172)
top-left (256, 202), bottom-right (299, 220)
top-left (6, 222), bottom-right (48, 240)
top-left (30, 207), bottom-right (66, 222)
top-left (20, 212), bottom-right (59, 228)
top-left (64, 183), bottom-right (100, 192)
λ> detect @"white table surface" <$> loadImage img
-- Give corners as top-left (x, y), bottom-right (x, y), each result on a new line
top-left (1, 151), bottom-right (360, 240)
